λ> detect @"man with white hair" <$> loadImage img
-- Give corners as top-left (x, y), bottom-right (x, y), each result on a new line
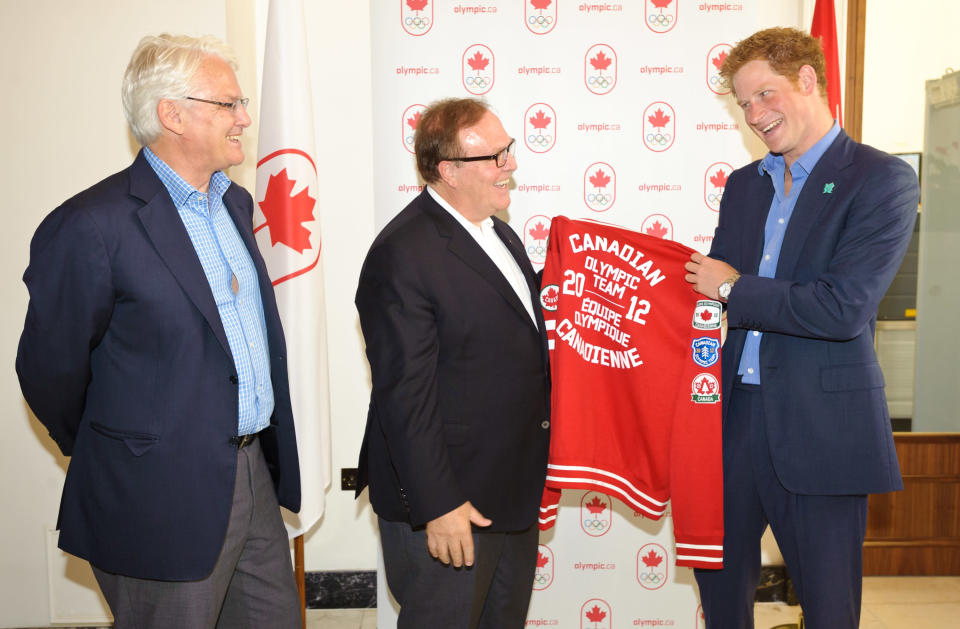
top-left (16, 34), bottom-right (301, 628)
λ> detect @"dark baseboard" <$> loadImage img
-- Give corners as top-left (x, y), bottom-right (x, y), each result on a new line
top-left (304, 567), bottom-right (796, 609)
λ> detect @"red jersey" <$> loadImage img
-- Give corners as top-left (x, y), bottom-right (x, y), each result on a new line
top-left (538, 216), bottom-right (723, 569)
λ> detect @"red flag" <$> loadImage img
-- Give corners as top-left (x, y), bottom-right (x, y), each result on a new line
top-left (810, 0), bottom-right (843, 126)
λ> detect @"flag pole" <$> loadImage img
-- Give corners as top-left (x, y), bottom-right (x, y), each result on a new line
top-left (295, 534), bottom-right (305, 628)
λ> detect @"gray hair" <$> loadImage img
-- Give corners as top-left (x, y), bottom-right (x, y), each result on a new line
top-left (121, 34), bottom-right (237, 146)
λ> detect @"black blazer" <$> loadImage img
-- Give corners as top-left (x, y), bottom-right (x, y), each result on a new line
top-left (714, 130), bottom-right (918, 495)
top-left (355, 189), bottom-right (550, 532)
top-left (16, 151), bottom-right (300, 580)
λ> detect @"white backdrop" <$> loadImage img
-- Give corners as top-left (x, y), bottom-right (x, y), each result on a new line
top-left (370, 2), bottom-right (804, 627)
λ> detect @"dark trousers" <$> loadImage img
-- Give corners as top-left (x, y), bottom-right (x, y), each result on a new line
top-left (93, 438), bottom-right (300, 629)
top-left (379, 517), bottom-right (539, 629)
top-left (695, 382), bottom-right (868, 629)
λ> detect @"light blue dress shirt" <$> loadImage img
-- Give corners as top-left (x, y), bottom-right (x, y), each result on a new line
top-left (144, 148), bottom-right (274, 434)
top-left (737, 121), bottom-right (841, 384)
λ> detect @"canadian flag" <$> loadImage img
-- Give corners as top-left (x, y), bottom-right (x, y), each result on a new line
top-left (255, 0), bottom-right (331, 536)
top-left (810, 0), bottom-right (843, 126)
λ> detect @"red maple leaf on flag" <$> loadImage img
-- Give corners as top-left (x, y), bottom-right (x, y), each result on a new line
top-left (711, 50), bottom-right (728, 70)
top-left (529, 109), bottom-right (552, 130)
top-left (407, 111), bottom-right (421, 130)
top-left (531, 0), bottom-right (552, 9)
top-left (585, 605), bottom-right (607, 624)
top-left (645, 220), bottom-right (668, 239)
top-left (258, 168), bottom-right (315, 253)
top-left (648, 108), bottom-right (671, 128)
top-left (585, 496), bottom-right (607, 514)
top-left (529, 221), bottom-right (550, 240)
top-left (407, 0), bottom-right (428, 11)
top-left (589, 169), bottom-right (610, 189)
top-left (641, 549), bottom-right (663, 568)
top-left (651, 0), bottom-right (673, 8)
top-left (700, 309), bottom-right (713, 322)
top-left (590, 51), bottom-right (612, 72)
top-left (467, 51), bottom-right (489, 72)
top-left (536, 551), bottom-right (550, 568)
top-left (709, 169), bottom-right (728, 189)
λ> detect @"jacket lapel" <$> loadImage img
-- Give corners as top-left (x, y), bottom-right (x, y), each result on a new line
top-left (129, 152), bottom-right (233, 360)
top-left (776, 131), bottom-right (854, 278)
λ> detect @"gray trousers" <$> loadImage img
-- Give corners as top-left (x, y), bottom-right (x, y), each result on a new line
top-left (379, 517), bottom-right (539, 629)
top-left (93, 438), bottom-right (300, 629)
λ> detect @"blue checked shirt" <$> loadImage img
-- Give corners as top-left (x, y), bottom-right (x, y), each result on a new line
top-left (737, 121), bottom-right (841, 384)
top-left (144, 148), bottom-right (274, 435)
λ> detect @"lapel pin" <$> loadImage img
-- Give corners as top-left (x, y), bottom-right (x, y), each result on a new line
top-left (823, 182), bottom-right (835, 194)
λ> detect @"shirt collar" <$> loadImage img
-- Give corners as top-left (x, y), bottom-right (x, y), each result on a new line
top-left (426, 185), bottom-right (494, 236)
top-left (757, 120), bottom-right (842, 177)
top-left (143, 147), bottom-right (232, 211)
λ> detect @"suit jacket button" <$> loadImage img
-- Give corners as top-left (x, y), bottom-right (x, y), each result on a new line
top-left (541, 420), bottom-right (550, 429)
top-left (229, 375), bottom-right (239, 385)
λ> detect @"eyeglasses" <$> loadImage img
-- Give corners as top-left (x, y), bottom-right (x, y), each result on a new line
top-left (443, 139), bottom-right (516, 168)
top-left (184, 96), bottom-right (250, 114)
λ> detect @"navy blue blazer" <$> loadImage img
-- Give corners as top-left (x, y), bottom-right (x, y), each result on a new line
top-left (355, 190), bottom-right (551, 532)
top-left (713, 130), bottom-right (918, 495)
top-left (16, 151), bottom-right (300, 580)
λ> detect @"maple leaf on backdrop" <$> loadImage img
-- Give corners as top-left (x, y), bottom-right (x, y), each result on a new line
top-left (711, 50), bottom-right (728, 70)
top-left (645, 220), bottom-right (668, 239)
top-left (407, 111), bottom-right (421, 130)
top-left (648, 108), bottom-right (671, 128)
top-left (530, 110), bottom-right (552, 129)
top-left (589, 169), bottom-right (611, 189)
top-left (529, 221), bottom-right (550, 240)
top-left (709, 169), bottom-right (728, 189)
top-left (585, 496), bottom-right (607, 514)
top-left (531, 0), bottom-right (552, 9)
top-left (590, 51), bottom-right (612, 72)
top-left (651, 0), bottom-right (673, 8)
top-left (641, 549), bottom-right (664, 568)
top-left (407, 0), bottom-right (428, 12)
top-left (467, 51), bottom-right (490, 72)
top-left (258, 168), bottom-right (316, 253)
top-left (536, 552), bottom-right (550, 568)
top-left (585, 605), bottom-right (607, 624)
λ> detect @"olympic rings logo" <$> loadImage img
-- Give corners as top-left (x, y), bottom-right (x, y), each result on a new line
top-left (527, 244), bottom-right (546, 257)
top-left (404, 16), bottom-right (430, 29)
top-left (709, 75), bottom-right (730, 88)
top-left (528, 15), bottom-right (554, 27)
top-left (588, 75), bottom-right (613, 88)
top-left (533, 573), bottom-right (550, 585)
top-left (645, 132), bottom-right (673, 145)
top-left (583, 518), bottom-right (608, 531)
top-left (587, 193), bottom-right (612, 205)
top-left (465, 75), bottom-right (491, 88)
top-left (404, 134), bottom-right (415, 147)
top-left (707, 192), bottom-right (724, 204)
top-left (648, 14), bottom-right (674, 27)
top-left (527, 133), bottom-right (553, 146)
top-left (638, 571), bottom-right (664, 584)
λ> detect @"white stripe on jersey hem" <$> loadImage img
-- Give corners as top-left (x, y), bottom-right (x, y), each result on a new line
top-left (547, 463), bottom-right (669, 506)
top-left (545, 475), bottom-right (665, 517)
top-left (676, 555), bottom-right (723, 563)
top-left (676, 543), bottom-right (723, 551)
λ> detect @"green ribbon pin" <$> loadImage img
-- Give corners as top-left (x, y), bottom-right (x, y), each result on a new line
top-left (823, 182), bottom-right (835, 194)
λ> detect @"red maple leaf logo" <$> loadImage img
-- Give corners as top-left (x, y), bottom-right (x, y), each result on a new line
top-left (536, 551), bottom-right (550, 568)
top-left (529, 109), bottom-right (552, 130)
top-left (648, 108), bottom-right (671, 128)
top-left (467, 51), bottom-right (489, 72)
top-left (585, 605), bottom-right (607, 624)
top-left (709, 169), bottom-right (728, 189)
top-left (585, 496), bottom-right (607, 514)
top-left (645, 220), bottom-right (668, 239)
top-left (711, 50), bottom-right (728, 70)
top-left (407, 111), bottom-right (421, 130)
top-left (590, 51), bottom-right (612, 72)
top-left (589, 169), bottom-right (610, 189)
top-left (641, 549), bottom-right (663, 568)
top-left (700, 309), bottom-right (713, 322)
top-left (695, 377), bottom-right (716, 394)
top-left (407, 0), bottom-right (428, 11)
top-left (528, 221), bottom-right (550, 240)
top-left (651, 0), bottom-right (673, 8)
top-left (544, 286), bottom-right (559, 302)
top-left (258, 168), bottom-right (315, 253)
top-left (531, 0), bottom-right (552, 9)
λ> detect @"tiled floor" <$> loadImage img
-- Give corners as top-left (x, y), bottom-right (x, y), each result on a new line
top-left (306, 577), bottom-right (960, 628)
